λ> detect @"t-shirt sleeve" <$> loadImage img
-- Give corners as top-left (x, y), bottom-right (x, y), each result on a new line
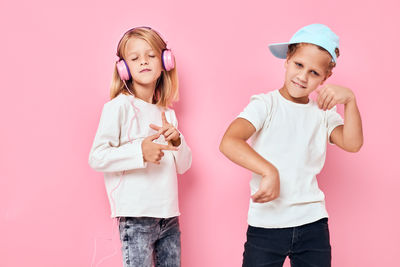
top-left (237, 94), bottom-right (269, 132)
top-left (326, 106), bottom-right (344, 145)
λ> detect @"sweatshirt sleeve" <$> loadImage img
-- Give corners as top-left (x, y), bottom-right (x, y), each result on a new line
top-left (88, 100), bottom-right (147, 172)
top-left (168, 110), bottom-right (192, 175)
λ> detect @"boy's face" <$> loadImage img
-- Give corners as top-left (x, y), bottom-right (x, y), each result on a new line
top-left (282, 44), bottom-right (332, 103)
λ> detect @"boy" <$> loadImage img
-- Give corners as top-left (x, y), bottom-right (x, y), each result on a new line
top-left (219, 24), bottom-right (363, 266)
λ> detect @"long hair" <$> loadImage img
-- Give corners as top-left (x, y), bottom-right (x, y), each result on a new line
top-left (110, 27), bottom-right (179, 108)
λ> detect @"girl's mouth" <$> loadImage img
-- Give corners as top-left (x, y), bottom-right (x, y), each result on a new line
top-left (140, 68), bottom-right (151, 73)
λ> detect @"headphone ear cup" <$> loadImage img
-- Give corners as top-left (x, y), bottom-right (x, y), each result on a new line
top-left (116, 59), bottom-right (132, 81)
top-left (162, 49), bottom-right (175, 71)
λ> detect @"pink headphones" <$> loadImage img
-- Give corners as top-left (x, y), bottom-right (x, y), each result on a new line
top-left (116, 27), bottom-right (175, 81)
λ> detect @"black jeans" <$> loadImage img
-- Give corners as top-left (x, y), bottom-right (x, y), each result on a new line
top-left (242, 218), bottom-right (331, 267)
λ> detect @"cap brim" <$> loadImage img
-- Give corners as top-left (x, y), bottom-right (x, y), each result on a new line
top-left (268, 42), bottom-right (291, 59)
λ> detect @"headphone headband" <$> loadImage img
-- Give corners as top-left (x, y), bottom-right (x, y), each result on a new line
top-left (116, 26), bottom-right (168, 58)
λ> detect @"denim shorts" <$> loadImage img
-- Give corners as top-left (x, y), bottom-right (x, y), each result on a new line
top-left (242, 218), bottom-right (331, 267)
top-left (119, 216), bottom-right (181, 267)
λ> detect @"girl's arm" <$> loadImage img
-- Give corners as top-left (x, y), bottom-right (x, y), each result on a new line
top-left (317, 85), bottom-right (363, 152)
top-left (171, 134), bottom-right (192, 174)
top-left (88, 102), bottom-right (146, 172)
top-left (169, 111), bottom-right (192, 174)
top-left (219, 118), bottom-right (280, 203)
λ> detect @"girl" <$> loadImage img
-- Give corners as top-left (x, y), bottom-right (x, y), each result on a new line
top-left (89, 27), bottom-right (192, 267)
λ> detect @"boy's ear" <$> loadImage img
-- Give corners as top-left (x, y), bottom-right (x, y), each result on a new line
top-left (284, 59), bottom-right (289, 69)
top-left (321, 71), bottom-right (332, 85)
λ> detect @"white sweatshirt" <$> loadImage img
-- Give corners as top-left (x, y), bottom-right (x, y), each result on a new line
top-left (89, 93), bottom-right (192, 218)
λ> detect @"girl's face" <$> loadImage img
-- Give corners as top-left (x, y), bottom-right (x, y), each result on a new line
top-left (282, 44), bottom-right (332, 103)
top-left (124, 37), bottom-right (163, 86)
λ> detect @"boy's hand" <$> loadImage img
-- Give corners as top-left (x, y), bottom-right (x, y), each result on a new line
top-left (141, 130), bottom-right (178, 165)
top-left (150, 112), bottom-right (181, 146)
top-left (251, 168), bottom-right (280, 203)
top-left (316, 84), bottom-right (355, 110)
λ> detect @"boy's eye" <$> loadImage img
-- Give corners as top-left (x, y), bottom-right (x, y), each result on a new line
top-left (295, 62), bottom-right (303, 67)
top-left (311, 70), bottom-right (320, 76)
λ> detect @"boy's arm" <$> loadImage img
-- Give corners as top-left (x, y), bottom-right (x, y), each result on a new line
top-left (317, 85), bottom-right (364, 152)
top-left (219, 118), bottom-right (280, 203)
top-left (330, 97), bottom-right (363, 152)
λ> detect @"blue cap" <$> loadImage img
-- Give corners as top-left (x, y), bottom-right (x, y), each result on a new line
top-left (268, 24), bottom-right (339, 62)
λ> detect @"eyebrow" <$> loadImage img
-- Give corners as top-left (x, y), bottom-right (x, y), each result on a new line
top-left (127, 49), bottom-right (155, 56)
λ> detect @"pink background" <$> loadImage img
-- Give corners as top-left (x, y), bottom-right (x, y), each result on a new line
top-left (1, 0), bottom-right (399, 266)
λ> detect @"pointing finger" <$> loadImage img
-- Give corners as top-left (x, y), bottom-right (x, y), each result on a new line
top-left (150, 124), bottom-right (162, 131)
top-left (158, 144), bottom-right (178, 151)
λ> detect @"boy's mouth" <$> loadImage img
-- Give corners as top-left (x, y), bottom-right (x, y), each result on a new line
top-left (292, 80), bottom-right (306, 89)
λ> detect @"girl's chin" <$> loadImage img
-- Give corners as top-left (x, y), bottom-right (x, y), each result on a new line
top-left (134, 79), bottom-right (158, 86)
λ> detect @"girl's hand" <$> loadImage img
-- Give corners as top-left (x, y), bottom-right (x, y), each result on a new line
top-left (141, 131), bottom-right (178, 165)
top-left (251, 168), bottom-right (280, 203)
top-left (316, 84), bottom-right (355, 110)
top-left (150, 112), bottom-right (181, 146)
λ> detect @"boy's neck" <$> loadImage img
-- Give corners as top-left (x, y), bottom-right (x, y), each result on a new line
top-left (279, 87), bottom-right (310, 104)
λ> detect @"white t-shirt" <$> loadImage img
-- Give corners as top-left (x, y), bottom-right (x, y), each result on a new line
top-left (238, 90), bottom-right (344, 228)
top-left (89, 93), bottom-right (192, 218)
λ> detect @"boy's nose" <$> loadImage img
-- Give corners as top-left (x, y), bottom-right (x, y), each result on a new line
top-left (297, 70), bottom-right (308, 82)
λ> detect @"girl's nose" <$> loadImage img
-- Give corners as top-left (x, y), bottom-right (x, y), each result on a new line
top-left (140, 56), bottom-right (149, 65)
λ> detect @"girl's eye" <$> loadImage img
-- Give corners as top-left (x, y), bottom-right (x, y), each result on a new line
top-left (149, 55), bottom-right (155, 58)
top-left (295, 62), bottom-right (303, 67)
top-left (131, 58), bottom-right (138, 61)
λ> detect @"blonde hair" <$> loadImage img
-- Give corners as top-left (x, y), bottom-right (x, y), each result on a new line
top-left (110, 27), bottom-right (179, 108)
top-left (287, 43), bottom-right (340, 75)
